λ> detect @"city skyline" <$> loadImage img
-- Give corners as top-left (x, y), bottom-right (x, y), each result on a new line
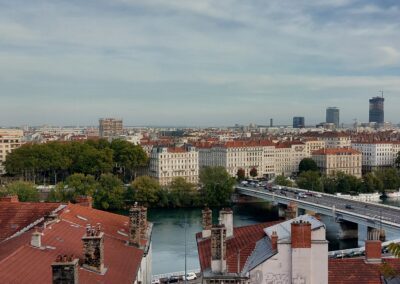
top-left (1, 0), bottom-right (399, 126)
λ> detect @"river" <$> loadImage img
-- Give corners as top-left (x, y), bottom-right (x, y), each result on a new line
top-left (149, 198), bottom-right (400, 275)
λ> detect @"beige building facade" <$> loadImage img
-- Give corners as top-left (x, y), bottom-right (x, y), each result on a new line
top-left (0, 130), bottom-right (24, 175)
top-left (312, 148), bottom-right (362, 178)
top-left (149, 146), bottom-right (198, 185)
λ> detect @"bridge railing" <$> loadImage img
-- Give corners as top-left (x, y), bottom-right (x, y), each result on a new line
top-left (236, 186), bottom-right (400, 231)
top-left (152, 268), bottom-right (200, 281)
top-left (328, 239), bottom-right (400, 258)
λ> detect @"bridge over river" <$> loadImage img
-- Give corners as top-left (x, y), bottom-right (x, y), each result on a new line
top-left (236, 184), bottom-right (400, 244)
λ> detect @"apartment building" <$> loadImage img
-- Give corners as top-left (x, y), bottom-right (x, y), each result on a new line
top-left (319, 132), bottom-right (351, 148)
top-left (198, 140), bottom-right (276, 178)
top-left (149, 146), bottom-right (198, 185)
top-left (312, 148), bottom-right (362, 178)
top-left (352, 142), bottom-right (399, 172)
top-left (274, 141), bottom-right (309, 177)
top-left (304, 140), bottom-right (326, 155)
top-left (0, 129), bottom-right (23, 175)
top-left (99, 118), bottom-right (123, 138)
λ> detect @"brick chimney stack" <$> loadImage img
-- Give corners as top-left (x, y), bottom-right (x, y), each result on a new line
top-left (129, 203), bottom-right (148, 247)
top-left (140, 206), bottom-right (148, 240)
top-left (285, 202), bottom-right (298, 220)
top-left (82, 224), bottom-right (105, 274)
top-left (202, 207), bottom-right (212, 238)
top-left (0, 195), bottom-right (19, 203)
top-left (271, 231), bottom-right (278, 251)
top-left (211, 224), bottom-right (227, 273)
top-left (219, 208), bottom-right (233, 238)
top-left (291, 220), bottom-right (311, 248)
top-left (365, 229), bottom-right (382, 264)
top-left (75, 196), bottom-right (93, 208)
top-left (51, 255), bottom-right (79, 284)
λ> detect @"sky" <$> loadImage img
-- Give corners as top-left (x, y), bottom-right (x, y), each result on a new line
top-left (0, 0), bottom-right (399, 127)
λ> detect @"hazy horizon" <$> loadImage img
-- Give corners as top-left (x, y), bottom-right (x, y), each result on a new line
top-left (1, 0), bottom-right (399, 126)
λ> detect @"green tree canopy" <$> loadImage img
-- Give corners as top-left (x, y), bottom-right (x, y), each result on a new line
top-left (236, 168), bottom-right (245, 181)
top-left (128, 176), bottom-right (161, 207)
top-left (296, 171), bottom-right (323, 192)
top-left (335, 172), bottom-right (362, 194)
top-left (94, 174), bottom-right (125, 210)
top-left (1, 181), bottom-right (39, 202)
top-left (362, 172), bottom-right (384, 193)
top-left (250, 167), bottom-right (258, 178)
top-left (168, 177), bottom-right (199, 207)
top-left (199, 166), bottom-right (235, 207)
top-left (376, 168), bottom-right (400, 190)
top-left (274, 175), bottom-right (293, 187)
top-left (299, 158), bottom-right (318, 174)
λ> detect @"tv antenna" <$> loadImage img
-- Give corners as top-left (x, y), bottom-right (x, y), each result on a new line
top-left (379, 90), bottom-right (384, 97)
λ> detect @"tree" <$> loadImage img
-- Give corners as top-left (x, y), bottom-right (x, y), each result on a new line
top-left (362, 172), bottom-right (384, 193)
top-left (199, 166), bottom-right (235, 207)
top-left (335, 172), bottom-right (362, 194)
top-left (168, 177), bottom-right (199, 207)
top-left (376, 168), bottom-right (400, 190)
top-left (128, 176), bottom-right (161, 207)
top-left (110, 139), bottom-right (149, 182)
top-left (298, 158), bottom-right (318, 174)
top-left (250, 167), bottom-right (258, 178)
top-left (1, 181), bottom-right (39, 202)
top-left (395, 151), bottom-right (400, 169)
top-left (236, 168), bottom-right (245, 181)
top-left (296, 171), bottom-right (323, 192)
top-left (274, 174), bottom-right (293, 187)
top-left (322, 176), bottom-right (337, 194)
top-left (94, 174), bottom-right (124, 210)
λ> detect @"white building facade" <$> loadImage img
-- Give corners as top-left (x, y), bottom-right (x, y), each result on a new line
top-left (149, 146), bottom-right (199, 185)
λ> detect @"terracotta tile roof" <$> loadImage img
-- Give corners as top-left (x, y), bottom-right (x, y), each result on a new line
top-left (274, 141), bottom-right (305, 148)
top-left (328, 258), bottom-right (400, 284)
top-left (0, 201), bottom-right (62, 242)
top-left (312, 148), bottom-right (361, 155)
top-left (0, 203), bottom-right (150, 284)
top-left (220, 140), bottom-right (275, 148)
top-left (196, 221), bottom-right (281, 273)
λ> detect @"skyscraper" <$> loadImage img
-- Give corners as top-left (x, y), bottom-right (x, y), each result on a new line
top-left (293, 117), bottom-right (305, 128)
top-left (326, 107), bottom-right (340, 128)
top-left (99, 118), bottom-right (123, 138)
top-left (369, 96), bottom-right (384, 124)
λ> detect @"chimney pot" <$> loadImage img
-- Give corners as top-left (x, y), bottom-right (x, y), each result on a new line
top-left (271, 231), bottom-right (278, 251)
top-left (75, 196), bottom-right (93, 208)
top-left (202, 207), bottom-right (212, 238)
top-left (31, 229), bottom-right (42, 248)
top-left (52, 255), bottom-right (79, 284)
top-left (0, 195), bottom-right (19, 203)
top-left (82, 225), bottom-right (105, 273)
top-left (365, 240), bottom-right (382, 263)
top-left (219, 208), bottom-right (233, 238)
top-left (291, 221), bottom-right (312, 249)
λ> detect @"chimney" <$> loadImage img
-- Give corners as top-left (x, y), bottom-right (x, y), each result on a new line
top-left (140, 206), bottom-right (148, 240)
top-left (129, 203), bottom-right (141, 247)
top-left (82, 224), bottom-right (105, 273)
top-left (271, 231), bottom-right (278, 251)
top-left (51, 255), bottom-right (79, 284)
top-left (291, 221), bottom-right (312, 249)
top-left (285, 202), bottom-right (298, 220)
top-left (75, 196), bottom-right (93, 208)
top-left (211, 224), bottom-right (227, 273)
top-left (31, 228), bottom-right (42, 248)
top-left (219, 208), bottom-right (233, 238)
top-left (202, 207), bottom-right (212, 238)
top-left (0, 195), bottom-right (19, 203)
top-left (365, 229), bottom-right (382, 264)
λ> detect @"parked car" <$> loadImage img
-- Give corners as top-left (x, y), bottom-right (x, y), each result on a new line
top-left (183, 272), bottom-right (197, 281)
top-left (168, 276), bottom-right (180, 283)
top-left (345, 204), bottom-right (353, 209)
top-left (152, 279), bottom-right (160, 284)
top-left (314, 193), bottom-right (322, 198)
